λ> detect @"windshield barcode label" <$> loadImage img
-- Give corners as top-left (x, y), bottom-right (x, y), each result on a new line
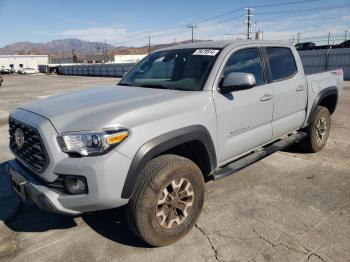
top-left (193, 49), bottom-right (220, 56)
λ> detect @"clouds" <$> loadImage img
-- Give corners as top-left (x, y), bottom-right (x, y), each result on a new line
top-left (36, 7), bottom-right (350, 47)
top-left (56, 16), bottom-right (100, 26)
top-left (37, 26), bottom-right (129, 42)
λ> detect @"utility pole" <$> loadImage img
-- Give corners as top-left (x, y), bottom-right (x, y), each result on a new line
top-left (187, 25), bottom-right (197, 43)
top-left (72, 49), bottom-right (77, 64)
top-left (247, 8), bottom-right (251, 39)
top-left (96, 45), bottom-right (100, 64)
top-left (297, 32), bottom-right (301, 44)
top-left (327, 32), bottom-right (331, 45)
top-left (104, 39), bottom-right (107, 63)
top-left (345, 30), bottom-right (348, 41)
top-left (147, 33), bottom-right (151, 53)
top-left (173, 37), bottom-right (176, 45)
top-left (292, 35), bottom-right (295, 44)
top-left (245, 7), bottom-right (254, 40)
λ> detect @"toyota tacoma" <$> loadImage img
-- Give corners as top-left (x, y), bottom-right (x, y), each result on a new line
top-left (6, 40), bottom-right (343, 246)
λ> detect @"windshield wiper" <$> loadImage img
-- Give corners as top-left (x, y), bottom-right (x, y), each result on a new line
top-left (118, 83), bottom-right (131, 86)
top-left (139, 84), bottom-right (167, 89)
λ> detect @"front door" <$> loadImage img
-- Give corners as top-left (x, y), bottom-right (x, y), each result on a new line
top-left (213, 47), bottom-right (274, 164)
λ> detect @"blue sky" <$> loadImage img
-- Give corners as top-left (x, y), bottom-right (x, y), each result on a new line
top-left (0, 0), bottom-right (349, 47)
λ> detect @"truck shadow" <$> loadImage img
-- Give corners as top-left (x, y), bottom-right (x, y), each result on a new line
top-left (282, 142), bottom-right (307, 154)
top-left (81, 208), bottom-right (148, 248)
top-left (0, 162), bottom-right (77, 232)
top-left (0, 162), bottom-right (147, 248)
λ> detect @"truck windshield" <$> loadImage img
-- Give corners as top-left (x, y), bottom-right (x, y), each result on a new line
top-left (118, 48), bottom-right (221, 91)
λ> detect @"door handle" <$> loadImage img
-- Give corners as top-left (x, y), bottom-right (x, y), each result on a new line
top-left (260, 94), bottom-right (273, 101)
top-left (296, 85), bottom-right (304, 92)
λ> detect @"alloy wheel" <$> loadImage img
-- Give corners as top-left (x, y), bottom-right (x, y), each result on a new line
top-left (156, 178), bottom-right (194, 229)
top-left (315, 116), bottom-right (327, 144)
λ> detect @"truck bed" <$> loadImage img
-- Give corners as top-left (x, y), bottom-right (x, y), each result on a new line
top-left (303, 69), bottom-right (343, 126)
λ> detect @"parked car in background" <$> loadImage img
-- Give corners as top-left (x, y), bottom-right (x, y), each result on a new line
top-left (22, 68), bottom-right (39, 74)
top-left (0, 75), bottom-right (3, 86)
top-left (0, 67), bottom-right (11, 74)
top-left (17, 68), bottom-right (24, 74)
top-left (295, 42), bottom-right (316, 51)
top-left (314, 44), bottom-right (334, 50)
top-left (336, 40), bottom-right (350, 49)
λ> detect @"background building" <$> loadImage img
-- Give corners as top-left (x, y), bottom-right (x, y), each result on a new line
top-left (0, 55), bottom-right (48, 70)
top-left (114, 54), bottom-right (147, 64)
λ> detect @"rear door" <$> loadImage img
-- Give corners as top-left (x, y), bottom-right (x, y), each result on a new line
top-left (264, 47), bottom-right (307, 139)
top-left (213, 47), bottom-right (274, 164)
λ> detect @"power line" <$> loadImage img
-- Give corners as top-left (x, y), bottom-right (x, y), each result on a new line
top-left (279, 34), bottom-right (346, 42)
top-left (110, 14), bottom-right (243, 46)
top-left (112, 14), bottom-right (243, 46)
top-left (255, 4), bottom-right (349, 15)
top-left (97, 2), bottom-right (348, 49)
top-left (256, 14), bottom-right (344, 24)
top-left (107, 0), bottom-right (319, 45)
top-left (252, 0), bottom-right (320, 8)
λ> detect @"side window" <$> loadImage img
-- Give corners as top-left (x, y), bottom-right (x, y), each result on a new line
top-left (223, 48), bottom-right (264, 86)
top-left (266, 47), bottom-right (297, 81)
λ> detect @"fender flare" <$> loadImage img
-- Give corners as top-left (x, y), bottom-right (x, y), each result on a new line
top-left (121, 125), bottom-right (217, 199)
top-left (307, 86), bottom-right (338, 124)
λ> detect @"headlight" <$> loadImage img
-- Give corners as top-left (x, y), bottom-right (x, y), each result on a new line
top-left (57, 129), bottom-right (129, 156)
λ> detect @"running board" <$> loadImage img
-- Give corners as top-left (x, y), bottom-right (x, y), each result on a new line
top-left (212, 132), bottom-right (307, 180)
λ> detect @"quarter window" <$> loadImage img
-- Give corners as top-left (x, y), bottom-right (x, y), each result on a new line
top-left (266, 47), bottom-right (297, 81)
top-left (223, 48), bottom-right (265, 86)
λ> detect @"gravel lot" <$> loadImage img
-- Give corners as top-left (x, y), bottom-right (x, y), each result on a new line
top-left (0, 74), bottom-right (349, 262)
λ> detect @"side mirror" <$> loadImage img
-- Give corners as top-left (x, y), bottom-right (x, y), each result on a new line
top-left (220, 72), bottom-right (256, 94)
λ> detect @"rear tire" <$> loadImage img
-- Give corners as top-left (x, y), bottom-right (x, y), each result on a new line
top-left (301, 106), bottom-right (331, 153)
top-left (125, 154), bottom-right (205, 246)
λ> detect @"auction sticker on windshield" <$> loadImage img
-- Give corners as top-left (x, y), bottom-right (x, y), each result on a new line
top-left (193, 49), bottom-right (220, 56)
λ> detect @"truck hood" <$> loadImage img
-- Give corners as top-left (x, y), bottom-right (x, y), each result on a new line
top-left (20, 85), bottom-right (202, 133)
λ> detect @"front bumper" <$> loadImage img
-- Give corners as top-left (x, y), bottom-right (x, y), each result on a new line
top-left (6, 160), bottom-right (80, 215)
top-left (7, 110), bottom-right (132, 215)
top-left (7, 151), bottom-right (131, 215)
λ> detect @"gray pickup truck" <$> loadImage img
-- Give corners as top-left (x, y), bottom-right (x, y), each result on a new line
top-left (6, 40), bottom-right (343, 246)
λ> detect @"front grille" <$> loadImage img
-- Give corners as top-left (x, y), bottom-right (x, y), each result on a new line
top-left (9, 118), bottom-right (49, 173)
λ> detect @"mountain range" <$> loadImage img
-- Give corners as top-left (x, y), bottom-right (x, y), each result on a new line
top-left (0, 38), bottom-right (203, 57)
top-left (0, 39), bottom-right (115, 56)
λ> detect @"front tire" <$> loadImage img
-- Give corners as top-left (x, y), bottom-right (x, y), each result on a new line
top-left (125, 154), bottom-right (205, 246)
top-left (301, 106), bottom-right (331, 152)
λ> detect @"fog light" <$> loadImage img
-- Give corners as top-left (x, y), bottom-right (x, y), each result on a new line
top-left (64, 176), bottom-right (88, 195)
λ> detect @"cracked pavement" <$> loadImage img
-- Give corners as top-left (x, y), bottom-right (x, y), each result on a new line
top-left (0, 75), bottom-right (349, 262)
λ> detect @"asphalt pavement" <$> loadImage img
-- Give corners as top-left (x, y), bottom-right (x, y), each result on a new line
top-left (0, 74), bottom-right (349, 262)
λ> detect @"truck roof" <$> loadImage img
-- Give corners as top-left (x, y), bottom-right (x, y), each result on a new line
top-left (161, 40), bottom-right (292, 51)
